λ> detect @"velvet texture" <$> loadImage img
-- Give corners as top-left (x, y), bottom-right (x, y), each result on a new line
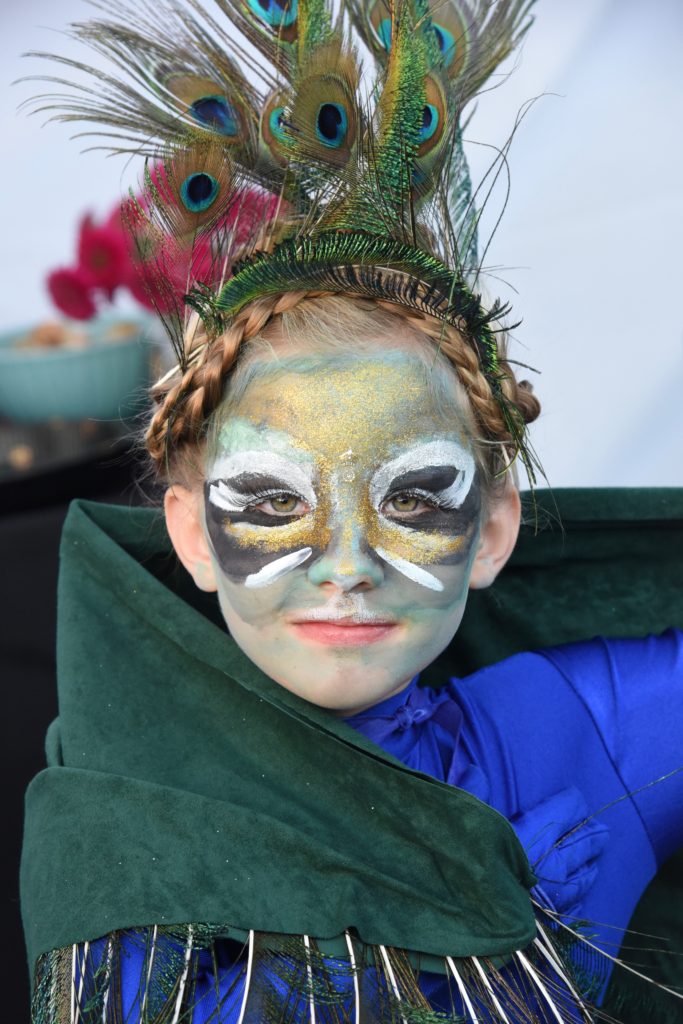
top-left (21, 488), bottom-right (683, 990)
top-left (21, 499), bottom-right (535, 974)
top-left (427, 487), bottom-right (683, 682)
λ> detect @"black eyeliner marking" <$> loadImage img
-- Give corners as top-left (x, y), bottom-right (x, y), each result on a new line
top-left (210, 472), bottom-right (300, 494)
top-left (204, 481), bottom-right (316, 580)
top-left (386, 465), bottom-right (459, 494)
top-left (383, 475), bottom-right (480, 538)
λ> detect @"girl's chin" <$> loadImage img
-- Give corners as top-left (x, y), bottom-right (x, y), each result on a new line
top-left (266, 662), bottom-right (413, 716)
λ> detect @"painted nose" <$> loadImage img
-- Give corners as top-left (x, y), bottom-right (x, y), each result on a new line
top-left (307, 524), bottom-right (384, 591)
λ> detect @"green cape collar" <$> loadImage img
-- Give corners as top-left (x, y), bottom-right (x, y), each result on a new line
top-left (22, 499), bottom-right (536, 971)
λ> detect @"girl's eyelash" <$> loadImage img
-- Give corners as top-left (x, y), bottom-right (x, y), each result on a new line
top-left (241, 488), bottom-right (303, 510)
top-left (384, 489), bottom-right (443, 510)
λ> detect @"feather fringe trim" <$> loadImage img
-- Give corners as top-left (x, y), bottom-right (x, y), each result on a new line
top-left (30, 910), bottom-right (683, 1024)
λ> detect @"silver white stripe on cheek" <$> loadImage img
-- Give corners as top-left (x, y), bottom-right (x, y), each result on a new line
top-left (207, 450), bottom-right (316, 511)
top-left (374, 547), bottom-right (444, 592)
top-left (244, 547), bottom-right (313, 588)
top-left (369, 439), bottom-right (475, 511)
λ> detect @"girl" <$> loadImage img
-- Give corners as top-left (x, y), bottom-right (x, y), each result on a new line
top-left (21, 0), bottom-right (683, 1020)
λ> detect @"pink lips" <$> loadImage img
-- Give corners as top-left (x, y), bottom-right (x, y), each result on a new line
top-left (290, 620), bottom-right (399, 647)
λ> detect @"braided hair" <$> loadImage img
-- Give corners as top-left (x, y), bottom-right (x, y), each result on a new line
top-left (146, 292), bottom-right (540, 494)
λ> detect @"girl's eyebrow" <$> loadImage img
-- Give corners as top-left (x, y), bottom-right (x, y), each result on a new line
top-left (208, 450), bottom-right (315, 485)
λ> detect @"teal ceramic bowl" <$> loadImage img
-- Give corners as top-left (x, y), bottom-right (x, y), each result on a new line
top-left (0, 316), bottom-right (155, 422)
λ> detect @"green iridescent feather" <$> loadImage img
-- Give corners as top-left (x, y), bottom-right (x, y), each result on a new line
top-left (210, 230), bottom-right (497, 344)
top-left (27, 0), bottom-right (540, 472)
top-left (297, 0), bottom-right (334, 62)
top-left (329, 1), bottom-right (428, 236)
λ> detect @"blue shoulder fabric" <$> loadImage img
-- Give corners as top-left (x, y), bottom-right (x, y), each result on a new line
top-left (349, 631), bottom-right (683, 953)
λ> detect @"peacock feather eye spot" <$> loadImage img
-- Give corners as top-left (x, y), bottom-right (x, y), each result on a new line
top-left (419, 104), bottom-right (439, 143)
top-left (316, 102), bottom-right (347, 148)
top-left (433, 24), bottom-right (457, 67)
top-left (190, 96), bottom-right (238, 136)
top-left (268, 106), bottom-right (288, 143)
top-left (249, 0), bottom-right (297, 28)
top-left (180, 172), bottom-right (219, 212)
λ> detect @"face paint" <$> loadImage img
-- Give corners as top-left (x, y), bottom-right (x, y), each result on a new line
top-left (205, 448), bottom-right (319, 583)
top-left (203, 354), bottom-right (483, 715)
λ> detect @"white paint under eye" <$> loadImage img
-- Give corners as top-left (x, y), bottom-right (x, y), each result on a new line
top-left (375, 547), bottom-right (445, 592)
top-left (369, 440), bottom-right (475, 511)
top-left (244, 548), bottom-right (313, 588)
top-left (208, 451), bottom-right (316, 511)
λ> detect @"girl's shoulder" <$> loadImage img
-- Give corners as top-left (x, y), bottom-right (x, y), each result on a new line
top-left (451, 627), bottom-right (683, 731)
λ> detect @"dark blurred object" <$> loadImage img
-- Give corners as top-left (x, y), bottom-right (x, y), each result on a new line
top-left (1, 416), bottom-right (148, 1021)
top-left (0, 416), bottom-right (134, 513)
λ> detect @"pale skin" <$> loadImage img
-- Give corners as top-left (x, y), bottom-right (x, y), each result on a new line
top-left (165, 350), bottom-right (521, 716)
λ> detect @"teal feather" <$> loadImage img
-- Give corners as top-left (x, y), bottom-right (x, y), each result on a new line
top-left (30, 910), bottom-right (656, 1023)
top-left (27, 0), bottom-right (540, 469)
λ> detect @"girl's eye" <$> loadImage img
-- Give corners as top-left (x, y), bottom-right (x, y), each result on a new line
top-left (253, 494), bottom-right (309, 516)
top-left (382, 493), bottom-right (431, 517)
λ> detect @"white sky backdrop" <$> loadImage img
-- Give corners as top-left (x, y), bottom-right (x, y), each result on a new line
top-left (2, 0), bottom-right (682, 487)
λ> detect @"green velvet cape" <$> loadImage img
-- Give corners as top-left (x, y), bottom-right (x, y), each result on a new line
top-left (21, 500), bottom-right (537, 974)
top-left (21, 489), bottom-right (683, 1015)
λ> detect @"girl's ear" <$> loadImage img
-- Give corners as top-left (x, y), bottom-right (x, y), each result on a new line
top-left (468, 486), bottom-right (521, 590)
top-left (164, 486), bottom-right (218, 593)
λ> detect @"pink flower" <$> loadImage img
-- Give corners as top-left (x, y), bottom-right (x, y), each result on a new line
top-left (77, 213), bottom-right (129, 293)
top-left (49, 185), bottom-right (284, 323)
top-left (47, 267), bottom-right (98, 320)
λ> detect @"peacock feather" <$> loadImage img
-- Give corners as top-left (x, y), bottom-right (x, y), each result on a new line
top-left (30, 909), bottom-right (683, 1023)
top-left (25, 0), bottom-right (538, 470)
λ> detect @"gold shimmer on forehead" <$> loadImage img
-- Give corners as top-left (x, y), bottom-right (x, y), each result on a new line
top-left (233, 360), bottom-right (440, 462)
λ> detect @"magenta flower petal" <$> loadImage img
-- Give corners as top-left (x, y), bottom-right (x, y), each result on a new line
top-left (47, 267), bottom-right (98, 320)
top-left (77, 214), bottom-right (129, 290)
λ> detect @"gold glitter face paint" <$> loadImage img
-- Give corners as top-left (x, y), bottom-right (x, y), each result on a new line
top-left (203, 353), bottom-right (484, 714)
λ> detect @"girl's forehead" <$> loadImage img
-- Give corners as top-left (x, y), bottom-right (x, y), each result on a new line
top-left (215, 353), bottom-right (470, 461)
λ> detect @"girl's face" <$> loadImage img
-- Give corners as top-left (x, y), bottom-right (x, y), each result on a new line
top-left (198, 352), bottom-right (487, 714)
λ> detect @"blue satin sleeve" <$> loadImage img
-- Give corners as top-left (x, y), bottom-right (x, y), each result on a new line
top-left (452, 629), bottom-right (683, 940)
top-left (542, 629), bottom-right (683, 866)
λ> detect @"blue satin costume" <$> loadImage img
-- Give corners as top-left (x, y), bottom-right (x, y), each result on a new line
top-left (105, 631), bottom-right (683, 1019)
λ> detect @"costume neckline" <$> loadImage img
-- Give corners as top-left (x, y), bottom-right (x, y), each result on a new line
top-left (342, 675), bottom-right (421, 725)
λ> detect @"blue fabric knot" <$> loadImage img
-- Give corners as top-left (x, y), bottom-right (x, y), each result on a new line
top-left (345, 679), bottom-right (609, 918)
top-left (393, 704), bottom-right (429, 731)
top-left (344, 678), bottom-right (483, 792)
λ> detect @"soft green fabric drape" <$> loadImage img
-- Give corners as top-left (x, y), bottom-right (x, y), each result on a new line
top-left (21, 499), bottom-right (535, 974)
top-left (21, 488), bottom-right (683, 1004)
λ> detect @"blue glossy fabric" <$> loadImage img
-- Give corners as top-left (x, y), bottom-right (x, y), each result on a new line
top-left (110, 631), bottom-right (683, 1020)
top-left (346, 630), bottom-right (683, 939)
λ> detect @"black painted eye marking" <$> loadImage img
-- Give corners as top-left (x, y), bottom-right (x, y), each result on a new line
top-left (213, 472), bottom-right (299, 495)
top-left (385, 465), bottom-right (460, 496)
top-left (204, 480), bottom-right (318, 582)
top-left (207, 474), bottom-right (314, 528)
top-left (380, 466), bottom-right (479, 534)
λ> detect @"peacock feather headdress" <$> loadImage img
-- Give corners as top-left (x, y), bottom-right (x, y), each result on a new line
top-left (27, 0), bottom-right (537, 473)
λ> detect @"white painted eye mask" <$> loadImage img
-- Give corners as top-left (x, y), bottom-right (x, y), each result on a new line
top-left (205, 438), bottom-right (477, 592)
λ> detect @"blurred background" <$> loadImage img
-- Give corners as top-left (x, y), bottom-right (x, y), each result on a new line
top-left (4, 0), bottom-right (683, 487)
top-left (2, 0), bottom-right (682, 1018)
